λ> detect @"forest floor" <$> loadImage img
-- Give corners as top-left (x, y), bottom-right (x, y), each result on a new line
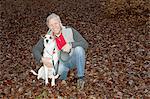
top-left (0, 0), bottom-right (149, 98)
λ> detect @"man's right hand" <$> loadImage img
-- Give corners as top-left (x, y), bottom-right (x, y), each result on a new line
top-left (62, 43), bottom-right (72, 53)
top-left (41, 57), bottom-right (53, 68)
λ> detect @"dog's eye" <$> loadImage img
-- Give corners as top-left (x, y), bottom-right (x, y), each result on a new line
top-left (49, 36), bottom-right (52, 39)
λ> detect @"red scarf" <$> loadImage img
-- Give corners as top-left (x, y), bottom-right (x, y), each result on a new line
top-left (55, 33), bottom-right (66, 50)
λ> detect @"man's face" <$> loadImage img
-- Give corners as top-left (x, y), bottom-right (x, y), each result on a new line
top-left (48, 18), bottom-right (61, 35)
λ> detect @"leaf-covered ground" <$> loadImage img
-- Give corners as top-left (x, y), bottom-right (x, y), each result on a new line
top-left (0, 0), bottom-right (149, 98)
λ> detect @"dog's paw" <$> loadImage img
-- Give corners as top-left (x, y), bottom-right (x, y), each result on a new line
top-left (51, 82), bottom-right (55, 86)
top-left (45, 80), bottom-right (49, 85)
top-left (54, 74), bottom-right (59, 79)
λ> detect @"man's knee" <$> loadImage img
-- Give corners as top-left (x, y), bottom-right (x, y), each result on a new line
top-left (74, 46), bottom-right (85, 54)
top-left (57, 63), bottom-right (69, 75)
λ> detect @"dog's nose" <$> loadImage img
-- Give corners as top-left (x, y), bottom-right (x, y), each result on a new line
top-left (46, 39), bottom-right (49, 43)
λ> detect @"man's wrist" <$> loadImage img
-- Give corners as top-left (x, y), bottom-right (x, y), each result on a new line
top-left (70, 42), bottom-right (73, 48)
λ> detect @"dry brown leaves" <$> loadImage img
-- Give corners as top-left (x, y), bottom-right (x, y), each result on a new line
top-left (0, 0), bottom-right (149, 98)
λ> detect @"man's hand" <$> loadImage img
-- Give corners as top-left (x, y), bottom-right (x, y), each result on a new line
top-left (62, 43), bottom-right (72, 53)
top-left (41, 57), bottom-right (53, 68)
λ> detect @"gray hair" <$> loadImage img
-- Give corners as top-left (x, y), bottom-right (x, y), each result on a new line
top-left (46, 13), bottom-right (64, 29)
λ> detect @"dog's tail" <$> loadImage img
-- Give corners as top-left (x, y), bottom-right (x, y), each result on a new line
top-left (30, 70), bottom-right (38, 75)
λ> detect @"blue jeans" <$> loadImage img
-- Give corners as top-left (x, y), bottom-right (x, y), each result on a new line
top-left (57, 46), bottom-right (85, 80)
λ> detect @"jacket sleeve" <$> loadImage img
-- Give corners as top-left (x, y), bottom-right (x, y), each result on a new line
top-left (71, 27), bottom-right (89, 50)
top-left (32, 38), bottom-right (44, 64)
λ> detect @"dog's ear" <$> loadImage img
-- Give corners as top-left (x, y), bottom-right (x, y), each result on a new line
top-left (41, 36), bottom-right (44, 39)
top-left (41, 35), bottom-right (45, 39)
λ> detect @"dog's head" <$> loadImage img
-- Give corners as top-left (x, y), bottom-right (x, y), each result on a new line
top-left (43, 34), bottom-right (55, 48)
top-left (44, 34), bottom-right (53, 43)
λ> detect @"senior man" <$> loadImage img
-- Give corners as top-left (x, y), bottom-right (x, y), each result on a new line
top-left (32, 13), bottom-right (88, 89)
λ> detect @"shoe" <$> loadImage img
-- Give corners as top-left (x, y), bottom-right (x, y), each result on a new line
top-left (56, 79), bottom-right (67, 86)
top-left (77, 79), bottom-right (85, 90)
top-left (61, 80), bottom-right (67, 86)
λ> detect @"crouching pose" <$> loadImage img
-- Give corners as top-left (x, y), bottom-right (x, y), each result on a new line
top-left (32, 13), bottom-right (88, 89)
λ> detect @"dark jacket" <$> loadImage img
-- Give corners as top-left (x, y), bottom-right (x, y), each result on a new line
top-left (32, 26), bottom-right (89, 64)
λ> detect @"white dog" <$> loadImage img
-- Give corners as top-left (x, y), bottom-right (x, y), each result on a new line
top-left (31, 34), bottom-right (59, 86)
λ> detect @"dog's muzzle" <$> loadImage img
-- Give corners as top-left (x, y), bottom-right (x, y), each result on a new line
top-left (46, 39), bottom-right (49, 43)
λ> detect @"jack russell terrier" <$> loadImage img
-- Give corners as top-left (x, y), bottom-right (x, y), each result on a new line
top-left (31, 34), bottom-right (59, 86)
